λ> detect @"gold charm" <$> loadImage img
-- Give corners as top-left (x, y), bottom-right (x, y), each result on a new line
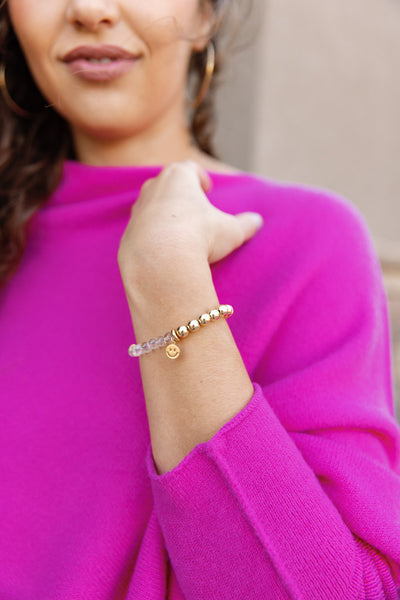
top-left (166, 343), bottom-right (181, 360)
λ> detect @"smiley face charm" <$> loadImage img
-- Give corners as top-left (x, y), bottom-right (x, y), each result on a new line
top-left (166, 343), bottom-right (181, 360)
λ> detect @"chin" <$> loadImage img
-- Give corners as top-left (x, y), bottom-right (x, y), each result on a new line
top-left (62, 100), bottom-right (157, 140)
top-left (65, 111), bottom-right (137, 141)
top-left (82, 124), bottom-right (132, 141)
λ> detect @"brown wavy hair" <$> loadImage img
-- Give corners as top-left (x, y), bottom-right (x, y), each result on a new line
top-left (0, 0), bottom-right (233, 287)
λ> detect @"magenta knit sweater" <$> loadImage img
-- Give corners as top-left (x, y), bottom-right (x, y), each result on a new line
top-left (1, 161), bottom-right (399, 599)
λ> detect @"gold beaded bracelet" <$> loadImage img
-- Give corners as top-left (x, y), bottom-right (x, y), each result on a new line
top-left (128, 304), bottom-right (234, 360)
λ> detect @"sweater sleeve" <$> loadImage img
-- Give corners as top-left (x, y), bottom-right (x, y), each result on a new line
top-left (146, 193), bottom-right (400, 600)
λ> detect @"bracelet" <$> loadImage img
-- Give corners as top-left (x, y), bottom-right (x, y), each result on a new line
top-left (128, 304), bottom-right (234, 360)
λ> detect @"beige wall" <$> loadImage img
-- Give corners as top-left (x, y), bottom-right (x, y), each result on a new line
top-left (216, 0), bottom-right (400, 259)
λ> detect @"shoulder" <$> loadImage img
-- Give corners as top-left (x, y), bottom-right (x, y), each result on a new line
top-left (244, 172), bottom-right (368, 233)
top-left (213, 170), bottom-right (377, 265)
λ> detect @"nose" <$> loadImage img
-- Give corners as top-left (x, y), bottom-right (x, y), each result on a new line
top-left (66, 0), bottom-right (120, 31)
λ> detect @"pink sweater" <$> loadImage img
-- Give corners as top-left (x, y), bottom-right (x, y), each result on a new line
top-left (0, 161), bottom-right (399, 599)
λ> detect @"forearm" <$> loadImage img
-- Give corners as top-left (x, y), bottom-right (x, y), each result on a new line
top-left (124, 254), bottom-right (254, 474)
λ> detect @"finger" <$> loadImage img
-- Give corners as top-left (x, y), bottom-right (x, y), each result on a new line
top-left (180, 159), bottom-right (213, 193)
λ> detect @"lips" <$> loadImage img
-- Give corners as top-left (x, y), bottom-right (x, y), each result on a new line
top-left (63, 44), bottom-right (138, 62)
top-left (62, 44), bottom-right (139, 82)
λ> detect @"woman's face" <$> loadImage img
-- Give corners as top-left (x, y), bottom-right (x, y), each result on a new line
top-left (8, 0), bottom-right (213, 141)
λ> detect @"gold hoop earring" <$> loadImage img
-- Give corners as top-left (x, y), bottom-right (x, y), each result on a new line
top-left (191, 41), bottom-right (216, 110)
top-left (0, 63), bottom-right (32, 118)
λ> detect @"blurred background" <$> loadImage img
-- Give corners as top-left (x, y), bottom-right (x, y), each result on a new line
top-left (215, 0), bottom-right (400, 416)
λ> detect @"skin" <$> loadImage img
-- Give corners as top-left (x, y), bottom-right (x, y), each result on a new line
top-left (9, 0), bottom-right (264, 473)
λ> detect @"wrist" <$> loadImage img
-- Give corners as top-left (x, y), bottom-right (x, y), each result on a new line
top-left (124, 249), bottom-right (211, 300)
top-left (120, 234), bottom-right (208, 290)
top-left (124, 255), bottom-right (218, 340)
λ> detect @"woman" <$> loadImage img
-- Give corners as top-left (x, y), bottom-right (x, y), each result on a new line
top-left (0, 1), bottom-right (399, 598)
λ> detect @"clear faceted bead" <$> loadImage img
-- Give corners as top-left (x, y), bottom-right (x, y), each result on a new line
top-left (141, 342), bottom-right (152, 354)
top-left (128, 344), bottom-right (141, 358)
top-left (157, 336), bottom-right (167, 348)
top-left (149, 338), bottom-right (158, 350)
top-left (164, 332), bottom-right (173, 344)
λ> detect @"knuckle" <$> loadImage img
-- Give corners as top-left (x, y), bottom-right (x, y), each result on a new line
top-left (164, 162), bottom-right (184, 174)
top-left (140, 179), bottom-right (153, 193)
top-left (117, 246), bottom-right (124, 265)
top-left (164, 161), bottom-right (197, 179)
top-left (181, 159), bottom-right (198, 170)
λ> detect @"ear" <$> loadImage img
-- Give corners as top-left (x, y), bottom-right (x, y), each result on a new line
top-left (192, 0), bottom-right (215, 52)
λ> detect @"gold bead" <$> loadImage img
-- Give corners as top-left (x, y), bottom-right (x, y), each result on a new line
top-left (171, 329), bottom-right (180, 343)
top-left (198, 313), bottom-right (211, 326)
top-left (187, 319), bottom-right (200, 332)
top-left (166, 344), bottom-right (181, 359)
top-left (209, 309), bottom-right (220, 321)
top-left (219, 304), bottom-right (234, 318)
top-left (176, 325), bottom-right (189, 339)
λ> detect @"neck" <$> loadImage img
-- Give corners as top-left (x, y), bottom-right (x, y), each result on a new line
top-left (71, 107), bottom-right (201, 167)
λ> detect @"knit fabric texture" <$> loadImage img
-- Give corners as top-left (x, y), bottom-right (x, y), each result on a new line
top-left (0, 161), bottom-right (399, 599)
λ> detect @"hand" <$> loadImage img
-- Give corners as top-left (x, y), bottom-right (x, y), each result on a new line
top-left (118, 160), bottom-right (263, 289)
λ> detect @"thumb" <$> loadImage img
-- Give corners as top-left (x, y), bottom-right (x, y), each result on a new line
top-left (235, 212), bottom-right (264, 243)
